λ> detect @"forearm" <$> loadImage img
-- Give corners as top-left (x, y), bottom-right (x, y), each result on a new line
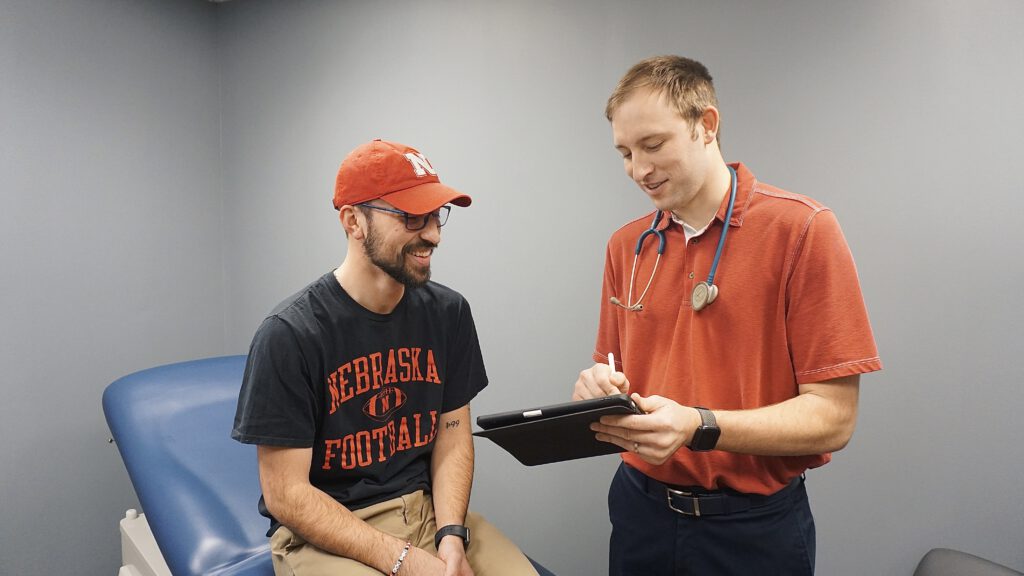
top-left (714, 377), bottom-right (859, 456)
top-left (592, 375), bottom-right (860, 463)
top-left (430, 405), bottom-right (474, 529)
top-left (268, 481), bottom-right (406, 572)
top-left (259, 445), bottom-right (439, 574)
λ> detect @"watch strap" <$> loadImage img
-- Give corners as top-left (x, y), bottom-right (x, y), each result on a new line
top-left (688, 406), bottom-right (720, 451)
top-left (434, 524), bottom-right (470, 550)
top-left (695, 406), bottom-right (716, 428)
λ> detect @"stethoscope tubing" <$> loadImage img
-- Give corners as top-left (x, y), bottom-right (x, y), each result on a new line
top-left (615, 165), bottom-right (738, 312)
top-left (705, 165), bottom-right (737, 286)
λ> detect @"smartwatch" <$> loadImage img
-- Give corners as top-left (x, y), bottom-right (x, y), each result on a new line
top-left (434, 524), bottom-right (470, 550)
top-left (687, 407), bottom-right (720, 451)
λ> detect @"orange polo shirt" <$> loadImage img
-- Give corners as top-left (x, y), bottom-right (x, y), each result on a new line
top-left (594, 162), bottom-right (882, 495)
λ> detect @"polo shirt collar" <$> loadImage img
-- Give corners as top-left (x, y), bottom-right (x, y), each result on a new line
top-left (651, 162), bottom-right (754, 233)
top-left (715, 162), bottom-right (754, 228)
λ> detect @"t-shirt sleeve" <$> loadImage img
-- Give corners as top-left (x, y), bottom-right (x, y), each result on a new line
top-left (785, 209), bottom-right (882, 384)
top-left (232, 316), bottom-right (318, 447)
top-left (440, 298), bottom-right (488, 413)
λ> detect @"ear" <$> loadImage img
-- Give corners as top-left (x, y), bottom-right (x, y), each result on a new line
top-left (700, 106), bottom-right (721, 145)
top-left (339, 206), bottom-right (366, 240)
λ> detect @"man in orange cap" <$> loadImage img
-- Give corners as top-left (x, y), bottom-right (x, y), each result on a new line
top-left (233, 140), bottom-right (538, 575)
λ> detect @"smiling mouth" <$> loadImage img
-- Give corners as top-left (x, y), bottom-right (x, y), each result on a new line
top-left (642, 179), bottom-right (667, 192)
top-left (405, 246), bottom-right (434, 263)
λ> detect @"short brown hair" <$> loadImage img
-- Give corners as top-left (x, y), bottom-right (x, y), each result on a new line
top-left (605, 55), bottom-right (719, 139)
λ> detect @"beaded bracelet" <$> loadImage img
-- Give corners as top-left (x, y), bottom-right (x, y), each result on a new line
top-left (390, 541), bottom-right (412, 575)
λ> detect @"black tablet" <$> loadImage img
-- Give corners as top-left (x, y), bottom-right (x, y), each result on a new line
top-left (473, 394), bottom-right (641, 466)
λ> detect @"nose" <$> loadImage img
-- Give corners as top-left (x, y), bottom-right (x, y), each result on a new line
top-left (419, 217), bottom-right (441, 245)
top-left (630, 153), bottom-right (653, 182)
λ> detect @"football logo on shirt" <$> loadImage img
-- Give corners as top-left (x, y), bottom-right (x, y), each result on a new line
top-left (362, 386), bottom-right (407, 422)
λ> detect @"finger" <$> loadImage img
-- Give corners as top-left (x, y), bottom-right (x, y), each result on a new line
top-left (609, 371), bottom-right (630, 395)
top-left (575, 365), bottom-right (620, 399)
top-left (593, 430), bottom-right (632, 451)
top-left (591, 419), bottom-right (653, 444)
top-left (631, 393), bottom-right (667, 413)
top-left (597, 413), bottom-right (648, 431)
top-left (573, 367), bottom-right (602, 400)
top-left (595, 365), bottom-right (623, 396)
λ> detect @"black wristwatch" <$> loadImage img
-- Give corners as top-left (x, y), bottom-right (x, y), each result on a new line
top-left (435, 524), bottom-right (470, 550)
top-left (687, 407), bottom-right (720, 451)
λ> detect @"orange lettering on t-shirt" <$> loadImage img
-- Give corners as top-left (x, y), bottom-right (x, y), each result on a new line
top-left (339, 363), bottom-right (354, 404)
top-left (413, 412), bottom-right (429, 447)
top-left (387, 420), bottom-right (397, 456)
top-left (372, 427), bottom-right (389, 462)
top-left (409, 347), bottom-right (423, 381)
top-left (353, 357), bottom-right (371, 395)
top-left (398, 348), bottom-right (412, 382)
top-left (323, 439), bottom-right (341, 470)
top-left (396, 416), bottom-right (412, 451)
top-left (368, 352), bottom-right (384, 391)
top-left (355, 430), bottom-right (372, 468)
top-left (327, 372), bottom-right (341, 414)
top-left (424, 350), bottom-right (441, 384)
top-left (384, 349), bottom-right (398, 384)
top-left (428, 410), bottom-right (438, 443)
top-left (340, 435), bottom-right (357, 470)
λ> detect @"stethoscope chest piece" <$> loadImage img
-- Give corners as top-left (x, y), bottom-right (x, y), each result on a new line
top-left (691, 281), bottom-right (719, 312)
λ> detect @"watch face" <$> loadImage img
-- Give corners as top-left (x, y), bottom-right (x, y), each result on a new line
top-left (702, 427), bottom-right (721, 449)
top-left (692, 426), bottom-right (721, 451)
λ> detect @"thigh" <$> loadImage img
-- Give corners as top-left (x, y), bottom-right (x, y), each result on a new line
top-left (608, 463), bottom-right (679, 576)
top-left (269, 495), bottom-right (418, 576)
top-left (270, 525), bottom-right (384, 576)
top-left (687, 480), bottom-right (816, 576)
top-left (462, 511), bottom-right (539, 576)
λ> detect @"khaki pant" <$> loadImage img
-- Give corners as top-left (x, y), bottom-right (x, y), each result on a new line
top-left (270, 490), bottom-right (538, 575)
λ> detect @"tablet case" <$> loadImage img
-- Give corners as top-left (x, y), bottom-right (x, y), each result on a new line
top-left (474, 395), bottom-right (640, 466)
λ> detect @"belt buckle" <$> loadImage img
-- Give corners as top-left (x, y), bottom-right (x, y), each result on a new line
top-left (666, 487), bottom-right (701, 517)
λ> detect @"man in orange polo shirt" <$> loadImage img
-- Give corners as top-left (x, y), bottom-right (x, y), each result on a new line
top-left (574, 56), bottom-right (882, 575)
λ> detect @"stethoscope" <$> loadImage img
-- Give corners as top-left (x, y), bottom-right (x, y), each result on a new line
top-left (610, 165), bottom-right (737, 312)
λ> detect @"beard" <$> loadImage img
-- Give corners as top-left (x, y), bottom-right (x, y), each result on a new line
top-left (363, 223), bottom-right (435, 288)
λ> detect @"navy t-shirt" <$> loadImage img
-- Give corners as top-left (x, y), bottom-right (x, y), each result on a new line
top-left (232, 272), bottom-right (487, 533)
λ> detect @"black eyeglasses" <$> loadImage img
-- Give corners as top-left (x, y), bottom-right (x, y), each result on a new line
top-left (358, 203), bottom-right (451, 231)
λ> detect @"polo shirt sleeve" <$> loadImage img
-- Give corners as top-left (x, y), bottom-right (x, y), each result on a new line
top-left (594, 242), bottom-right (623, 367)
top-left (785, 209), bottom-right (882, 384)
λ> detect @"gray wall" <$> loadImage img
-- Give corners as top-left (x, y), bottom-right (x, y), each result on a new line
top-left (1, 1), bottom-right (223, 574)
top-left (2, 0), bottom-right (1022, 574)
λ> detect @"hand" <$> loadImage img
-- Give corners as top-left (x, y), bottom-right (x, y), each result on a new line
top-left (590, 394), bottom-right (701, 464)
top-left (400, 546), bottom-right (447, 575)
top-left (573, 362), bottom-right (630, 400)
top-left (437, 537), bottom-right (474, 576)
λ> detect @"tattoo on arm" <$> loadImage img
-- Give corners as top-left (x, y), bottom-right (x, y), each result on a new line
top-left (445, 419), bottom-right (460, 430)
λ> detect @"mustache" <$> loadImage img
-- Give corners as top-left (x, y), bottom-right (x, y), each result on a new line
top-left (404, 240), bottom-right (438, 253)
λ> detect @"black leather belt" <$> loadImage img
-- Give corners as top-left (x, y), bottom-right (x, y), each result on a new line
top-left (631, 466), bottom-right (802, 517)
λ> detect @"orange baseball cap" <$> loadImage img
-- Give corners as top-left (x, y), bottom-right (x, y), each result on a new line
top-left (333, 139), bottom-right (472, 214)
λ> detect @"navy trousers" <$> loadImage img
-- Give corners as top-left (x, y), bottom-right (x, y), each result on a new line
top-left (609, 463), bottom-right (816, 576)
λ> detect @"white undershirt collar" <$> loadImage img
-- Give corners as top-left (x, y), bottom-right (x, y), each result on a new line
top-left (670, 212), bottom-right (713, 244)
